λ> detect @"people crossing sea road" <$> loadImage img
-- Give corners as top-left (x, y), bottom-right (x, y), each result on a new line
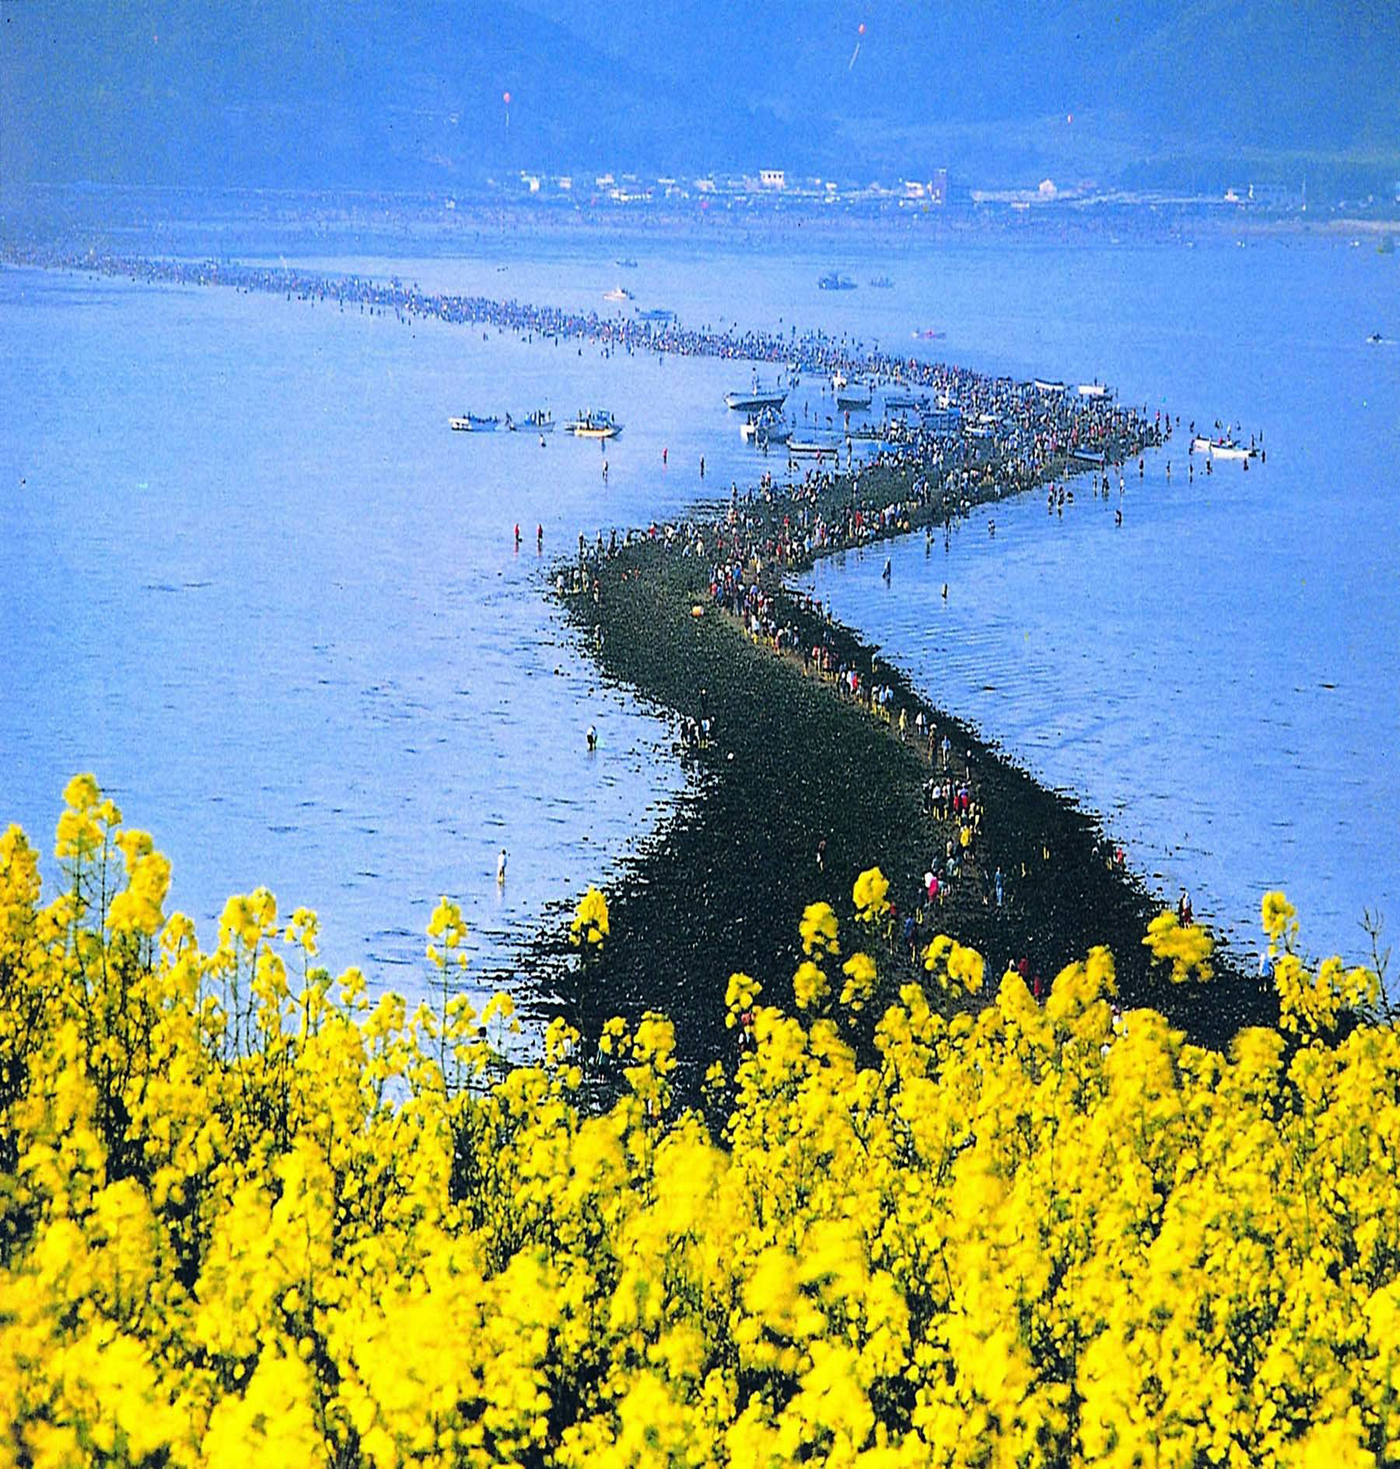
top-left (17, 244), bottom-right (1162, 483)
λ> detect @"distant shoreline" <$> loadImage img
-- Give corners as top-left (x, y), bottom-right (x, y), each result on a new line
top-left (4, 191), bottom-right (1396, 264)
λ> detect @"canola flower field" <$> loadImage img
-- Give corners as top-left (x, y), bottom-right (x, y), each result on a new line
top-left (2, 777), bottom-right (1398, 1467)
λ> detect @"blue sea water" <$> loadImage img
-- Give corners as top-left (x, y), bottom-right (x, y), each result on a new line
top-left (2, 231), bottom-right (1396, 991)
top-left (792, 235), bottom-right (1400, 967)
top-left (0, 260), bottom-right (751, 995)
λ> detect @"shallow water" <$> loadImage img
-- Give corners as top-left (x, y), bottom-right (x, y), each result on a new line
top-left (3, 230), bottom-right (1396, 993)
top-left (794, 237), bottom-right (1399, 967)
top-left (0, 263), bottom-right (761, 995)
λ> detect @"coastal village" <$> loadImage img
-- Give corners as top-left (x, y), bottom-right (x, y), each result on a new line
top-left (482, 164), bottom-right (1324, 220)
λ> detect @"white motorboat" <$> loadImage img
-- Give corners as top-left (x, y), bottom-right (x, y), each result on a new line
top-left (725, 380), bottom-right (788, 412)
top-left (566, 409), bottom-right (623, 440)
top-left (1192, 435), bottom-right (1256, 461)
top-left (740, 408), bottom-right (791, 445)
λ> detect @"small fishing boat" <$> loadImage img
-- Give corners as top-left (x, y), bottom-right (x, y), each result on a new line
top-left (1033, 379), bottom-right (1067, 395)
top-left (1366, 331), bottom-right (1384, 345)
top-left (1077, 382), bottom-right (1113, 399)
top-left (637, 307), bottom-right (675, 322)
top-left (1192, 435), bottom-right (1256, 461)
top-left (615, 257), bottom-right (639, 268)
top-left (566, 409), bottom-right (623, 440)
top-left (836, 381), bottom-right (873, 411)
top-left (869, 276), bottom-right (894, 289)
top-left (787, 436), bottom-right (842, 459)
top-left (603, 285), bottom-right (635, 303)
top-left (509, 410), bottom-right (555, 433)
top-left (912, 328), bottom-right (946, 340)
top-left (449, 413), bottom-right (500, 432)
top-left (884, 390), bottom-right (929, 413)
top-left (725, 379), bottom-right (788, 411)
top-left (818, 272), bottom-right (857, 290)
top-left (740, 407), bottom-right (790, 445)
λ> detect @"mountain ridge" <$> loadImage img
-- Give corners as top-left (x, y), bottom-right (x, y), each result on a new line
top-left (3, 0), bottom-right (1396, 196)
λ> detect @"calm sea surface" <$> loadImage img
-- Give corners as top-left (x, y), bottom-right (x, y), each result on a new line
top-left (2, 232), bottom-right (1395, 991)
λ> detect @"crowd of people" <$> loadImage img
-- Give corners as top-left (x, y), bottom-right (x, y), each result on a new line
top-left (10, 240), bottom-right (1170, 1006)
top-left (9, 242), bottom-right (1156, 480)
top-left (548, 367), bottom-right (1162, 1006)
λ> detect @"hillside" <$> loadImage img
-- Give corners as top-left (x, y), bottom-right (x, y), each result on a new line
top-left (2, 0), bottom-right (1397, 193)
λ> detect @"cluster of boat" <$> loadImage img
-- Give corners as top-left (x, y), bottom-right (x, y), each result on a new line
top-left (725, 369), bottom-right (963, 459)
top-left (601, 285), bottom-right (676, 325)
top-left (817, 273), bottom-right (895, 290)
top-left (448, 408), bottom-right (622, 439)
top-left (1032, 379), bottom-right (1117, 400)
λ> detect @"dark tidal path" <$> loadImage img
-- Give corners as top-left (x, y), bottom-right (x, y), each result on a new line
top-left (520, 468), bottom-right (1277, 1094)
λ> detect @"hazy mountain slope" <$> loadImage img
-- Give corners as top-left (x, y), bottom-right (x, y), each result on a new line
top-left (3, 0), bottom-right (1396, 192)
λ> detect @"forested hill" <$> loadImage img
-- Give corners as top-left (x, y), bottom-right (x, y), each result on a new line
top-left (4, 0), bottom-right (1397, 194)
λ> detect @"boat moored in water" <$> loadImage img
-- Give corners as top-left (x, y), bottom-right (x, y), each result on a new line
top-left (1192, 435), bottom-right (1256, 460)
top-left (787, 435), bottom-right (842, 459)
top-left (566, 409), bottom-right (623, 439)
top-left (603, 285), bottom-right (635, 303)
top-left (818, 272), bottom-right (857, 290)
top-left (449, 413), bottom-right (501, 432)
top-left (510, 409), bottom-right (555, 433)
top-left (725, 380), bottom-right (788, 412)
top-left (836, 381), bottom-right (873, 411)
top-left (740, 407), bottom-right (791, 445)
